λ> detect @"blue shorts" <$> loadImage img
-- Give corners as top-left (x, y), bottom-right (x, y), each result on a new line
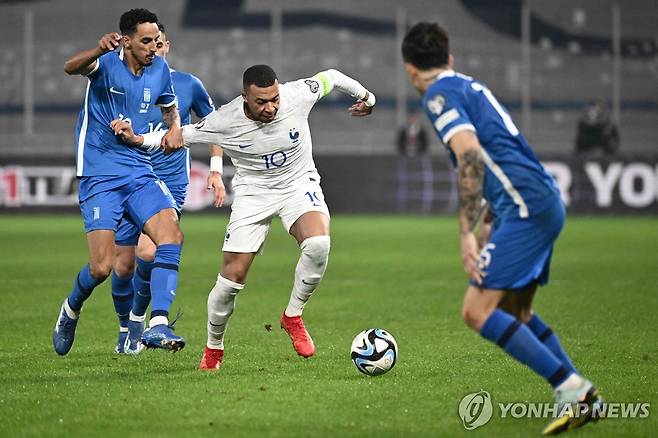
top-left (115, 183), bottom-right (187, 246)
top-left (80, 175), bottom-right (178, 245)
top-left (476, 199), bottom-right (566, 290)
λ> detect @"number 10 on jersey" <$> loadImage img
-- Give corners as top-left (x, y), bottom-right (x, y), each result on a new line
top-left (261, 151), bottom-right (287, 169)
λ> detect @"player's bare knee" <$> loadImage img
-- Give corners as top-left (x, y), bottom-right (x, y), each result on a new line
top-left (221, 263), bottom-right (248, 285)
top-left (89, 261), bottom-right (112, 281)
top-left (113, 260), bottom-right (134, 278)
top-left (136, 243), bottom-right (157, 261)
top-left (301, 235), bottom-right (330, 267)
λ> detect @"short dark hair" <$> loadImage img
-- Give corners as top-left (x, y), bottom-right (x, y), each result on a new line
top-left (243, 65), bottom-right (278, 89)
top-left (119, 8), bottom-right (159, 36)
top-left (157, 22), bottom-right (166, 33)
top-left (401, 22), bottom-right (450, 70)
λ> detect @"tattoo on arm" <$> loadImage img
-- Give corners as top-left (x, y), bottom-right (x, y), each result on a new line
top-left (457, 149), bottom-right (484, 234)
top-left (161, 105), bottom-right (180, 128)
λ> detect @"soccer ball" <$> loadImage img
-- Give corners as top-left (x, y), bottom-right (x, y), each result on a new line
top-left (350, 328), bottom-right (398, 376)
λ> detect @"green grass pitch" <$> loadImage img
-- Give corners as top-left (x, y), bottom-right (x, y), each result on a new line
top-left (0, 214), bottom-right (656, 437)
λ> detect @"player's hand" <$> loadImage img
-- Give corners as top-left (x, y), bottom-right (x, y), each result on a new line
top-left (461, 231), bottom-right (485, 285)
top-left (207, 172), bottom-right (226, 208)
top-left (98, 33), bottom-right (121, 53)
top-left (161, 126), bottom-right (184, 155)
top-left (348, 101), bottom-right (373, 117)
top-left (110, 119), bottom-right (142, 146)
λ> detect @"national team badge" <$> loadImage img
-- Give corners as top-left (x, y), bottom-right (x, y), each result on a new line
top-left (143, 88), bottom-right (151, 103)
top-left (427, 94), bottom-right (445, 115)
top-left (289, 128), bottom-right (300, 143)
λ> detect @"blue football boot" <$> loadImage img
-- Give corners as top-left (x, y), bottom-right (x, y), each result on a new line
top-left (114, 329), bottom-right (128, 354)
top-left (124, 318), bottom-right (145, 355)
top-left (53, 300), bottom-right (79, 356)
top-left (141, 324), bottom-right (185, 352)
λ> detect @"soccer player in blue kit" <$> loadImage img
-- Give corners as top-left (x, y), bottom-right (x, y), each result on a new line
top-left (53, 9), bottom-right (186, 355)
top-left (401, 23), bottom-right (602, 435)
top-left (111, 23), bottom-right (225, 355)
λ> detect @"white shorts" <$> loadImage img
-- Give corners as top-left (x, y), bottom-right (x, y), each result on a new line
top-left (222, 176), bottom-right (330, 253)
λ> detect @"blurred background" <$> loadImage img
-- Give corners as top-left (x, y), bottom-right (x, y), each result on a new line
top-left (1, 0), bottom-right (656, 213)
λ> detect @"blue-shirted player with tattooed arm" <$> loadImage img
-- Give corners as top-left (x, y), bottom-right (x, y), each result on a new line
top-left (401, 23), bottom-right (602, 435)
top-left (111, 22), bottom-right (225, 355)
top-left (54, 9), bottom-right (186, 355)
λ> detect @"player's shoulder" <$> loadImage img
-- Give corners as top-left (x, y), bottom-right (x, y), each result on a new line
top-left (171, 69), bottom-right (199, 83)
top-left (424, 70), bottom-right (474, 111)
top-left (282, 77), bottom-right (320, 96)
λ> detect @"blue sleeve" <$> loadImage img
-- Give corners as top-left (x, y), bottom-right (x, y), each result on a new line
top-left (190, 75), bottom-right (215, 118)
top-left (423, 84), bottom-right (475, 145)
top-left (86, 52), bottom-right (106, 81)
top-left (155, 61), bottom-right (177, 107)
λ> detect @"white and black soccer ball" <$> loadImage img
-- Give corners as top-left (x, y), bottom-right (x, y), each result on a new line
top-left (350, 328), bottom-right (398, 376)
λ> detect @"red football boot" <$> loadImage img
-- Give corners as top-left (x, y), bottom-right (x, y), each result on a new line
top-left (280, 313), bottom-right (316, 358)
top-left (199, 346), bottom-right (224, 371)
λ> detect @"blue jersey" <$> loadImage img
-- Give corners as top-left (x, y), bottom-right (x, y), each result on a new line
top-left (147, 70), bottom-right (215, 186)
top-left (74, 50), bottom-right (176, 182)
top-left (423, 70), bottom-right (559, 219)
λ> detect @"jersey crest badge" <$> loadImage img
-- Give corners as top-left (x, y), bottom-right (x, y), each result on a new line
top-left (427, 94), bottom-right (445, 115)
top-left (143, 88), bottom-right (151, 103)
top-left (304, 79), bottom-right (319, 93)
top-left (289, 128), bottom-right (300, 143)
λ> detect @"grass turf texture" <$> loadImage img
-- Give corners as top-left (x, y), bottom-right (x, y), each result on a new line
top-left (0, 214), bottom-right (656, 437)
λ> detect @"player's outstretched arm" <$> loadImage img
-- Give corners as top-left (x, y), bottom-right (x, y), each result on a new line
top-left (64, 33), bottom-right (120, 75)
top-left (314, 69), bottom-right (376, 116)
top-left (450, 130), bottom-right (486, 284)
top-left (207, 145), bottom-right (226, 208)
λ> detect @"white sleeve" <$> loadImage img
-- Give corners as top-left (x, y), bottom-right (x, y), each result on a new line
top-left (181, 110), bottom-right (226, 146)
top-left (313, 69), bottom-right (376, 107)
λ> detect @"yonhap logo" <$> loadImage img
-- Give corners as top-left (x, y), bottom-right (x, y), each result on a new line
top-left (459, 391), bottom-right (493, 430)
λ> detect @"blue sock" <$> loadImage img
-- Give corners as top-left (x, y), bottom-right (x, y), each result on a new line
top-left (150, 244), bottom-right (182, 320)
top-left (480, 309), bottom-right (571, 388)
top-left (527, 314), bottom-right (578, 375)
top-left (111, 272), bottom-right (133, 328)
top-left (132, 257), bottom-right (154, 317)
top-left (67, 264), bottom-right (104, 311)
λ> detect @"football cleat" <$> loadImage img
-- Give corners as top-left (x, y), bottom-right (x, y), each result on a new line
top-left (53, 300), bottom-right (79, 356)
top-left (542, 380), bottom-right (603, 435)
top-left (114, 329), bottom-right (128, 354)
top-left (141, 324), bottom-right (185, 352)
top-left (199, 346), bottom-right (224, 371)
top-left (280, 313), bottom-right (315, 358)
top-left (124, 319), bottom-right (145, 355)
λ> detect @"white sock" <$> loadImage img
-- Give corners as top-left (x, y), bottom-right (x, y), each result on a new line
top-left (129, 311), bottom-right (146, 323)
top-left (556, 373), bottom-right (584, 392)
top-left (284, 235), bottom-right (330, 317)
top-left (207, 274), bottom-right (244, 349)
top-left (149, 315), bottom-right (168, 328)
top-left (63, 299), bottom-right (79, 319)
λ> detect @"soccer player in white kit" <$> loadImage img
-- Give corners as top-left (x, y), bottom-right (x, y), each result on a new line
top-left (112, 64), bottom-right (376, 370)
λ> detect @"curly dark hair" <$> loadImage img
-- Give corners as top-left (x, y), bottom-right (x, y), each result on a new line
top-left (119, 8), bottom-right (159, 36)
top-left (401, 22), bottom-right (450, 70)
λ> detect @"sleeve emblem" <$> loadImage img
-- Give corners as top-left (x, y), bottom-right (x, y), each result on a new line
top-left (304, 79), bottom-right (319, 93)
top-left (427, 94), bottom-right (446, 115)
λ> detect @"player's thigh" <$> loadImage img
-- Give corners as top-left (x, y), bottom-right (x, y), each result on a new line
top-left (222, 192), bottom-right (276, 254)
top-left (280, 179), bottom-right (330, 244)
top-left (135, 232), bottom-right (157, 262)
top-left (462, 285), bottom-right (506, 330)
top-left (142, 208), bottom-right (182, 245)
